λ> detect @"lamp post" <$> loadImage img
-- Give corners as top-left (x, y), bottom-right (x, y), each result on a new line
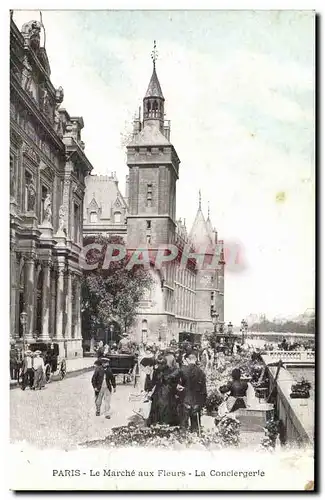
top-left (109, 324), bottom-right (114, 346)
top-left (20, 311), bottom-right (27, 356)
top-left (241, 319), bottom-right (248, 344)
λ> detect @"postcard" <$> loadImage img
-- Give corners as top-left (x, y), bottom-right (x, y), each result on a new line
top-left (9, 9), bottom-right (315, 491)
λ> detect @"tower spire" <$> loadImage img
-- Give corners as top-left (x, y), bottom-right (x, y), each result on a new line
top-left (207, 201), bottom-right (210, 219)
top-left (151, 40), bottom-right (158, 69)
top-left (199, 190), bottom-right (202, 210)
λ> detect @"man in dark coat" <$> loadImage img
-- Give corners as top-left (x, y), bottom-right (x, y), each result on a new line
top-left (91, 357), bottom-right (116, 418)
top-left (175, 354), bottom-right (207, 432)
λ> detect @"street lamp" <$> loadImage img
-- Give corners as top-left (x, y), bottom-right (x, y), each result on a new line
top-left (241, 319), bottom-right (248, 344)
top-left (20, 311), bottom-right (27, 356)
top-left (109, 324), bottom-right (114, 345)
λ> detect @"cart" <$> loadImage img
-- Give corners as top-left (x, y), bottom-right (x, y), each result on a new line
top-left (29, 342), bottom-right (67, 383)
top-left (107, 353), bottom-right (140, 387)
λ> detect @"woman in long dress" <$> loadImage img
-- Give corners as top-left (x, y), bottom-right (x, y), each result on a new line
top-left (145, 357), bottom-right (179, 426)
top-left (33, 350), bottom-right (46, 390)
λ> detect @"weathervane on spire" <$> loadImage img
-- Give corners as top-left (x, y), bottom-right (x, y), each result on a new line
top-left (199, 190), bottom-right (202, 210)
top-left (208, 201), bottom-right (210, 218)
top-left (151, 40), bottom-right (158, 69)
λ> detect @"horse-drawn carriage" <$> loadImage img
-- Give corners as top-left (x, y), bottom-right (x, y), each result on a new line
top-left (29, 342), bottom-right (66, 383)
top-left (106, 353), bottom-right (140, 387)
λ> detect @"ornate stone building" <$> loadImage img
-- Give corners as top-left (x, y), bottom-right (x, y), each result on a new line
top-left (10, 16), bottom-right (93, 358)
top-left (83, 56), bottom-right (224, 344)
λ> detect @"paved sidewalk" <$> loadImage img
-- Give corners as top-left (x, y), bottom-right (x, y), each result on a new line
top-left (10, 356), bottom-right (96, 389)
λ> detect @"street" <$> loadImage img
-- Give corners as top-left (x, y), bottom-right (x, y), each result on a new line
top-left (10, 372), bottom-right (138, 449)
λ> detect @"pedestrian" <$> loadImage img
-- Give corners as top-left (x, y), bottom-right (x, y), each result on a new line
top-left (145, 355), bottom-right (180, 427)
top-left (9, 341), bottom-right (19, 381)
top-left (96, 340), bottom-right (105, 358)
top-left (22, 350), bottom-right (34, 390)
top-left (91, 357), bottom-right (116, 418)
top-left (33, 350), bottom-right (46, 390)
top-left (174, 353), bottom-right (207, 432)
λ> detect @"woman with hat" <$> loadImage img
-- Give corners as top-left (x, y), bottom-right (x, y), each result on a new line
top-left (33, 350), bottom-right (46, 390)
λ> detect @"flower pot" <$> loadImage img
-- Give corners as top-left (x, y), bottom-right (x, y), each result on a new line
top-left (290, 391), bottom-right (310, 399)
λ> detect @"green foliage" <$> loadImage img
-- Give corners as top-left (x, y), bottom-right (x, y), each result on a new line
top-left (81, 235), bottom-right (153, 338)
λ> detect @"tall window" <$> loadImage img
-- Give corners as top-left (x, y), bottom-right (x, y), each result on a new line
top-left (90, 211), bottom-right (98, 223)
top-left (147, 184), bottom-right (152, 207)
top-left (74, 203), bottom-right (80, 242)
top-left (24, 171), bottom-right (32, 212)
top-left (146, 220), bottom-right (151, 229)
top-left (10, 153), bottom-right (16, 198)
top-left (40, 185), bottom-right (48, 222)
top-left (142, 319), bottom-right (148, 343)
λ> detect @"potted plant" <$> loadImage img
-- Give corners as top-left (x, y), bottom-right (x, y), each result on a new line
top-left (290, 378), bottom-right (311, 399)
top-left (205, 390), bottom-right (223, 416)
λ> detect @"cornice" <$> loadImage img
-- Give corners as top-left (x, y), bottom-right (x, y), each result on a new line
top-left (10, 120), bottom-right (63, 174)
top-left (11, 76), bottom-right (65, 152)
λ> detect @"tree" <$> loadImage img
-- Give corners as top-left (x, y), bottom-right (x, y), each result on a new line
top-left (81, 235), bottom-right (154, 340)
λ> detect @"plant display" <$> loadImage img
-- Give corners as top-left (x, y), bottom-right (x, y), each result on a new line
top-left (217, 415), bottom-right (241, 447)
top-left (290, 378), bottom-right (311, 399)
top-left (94, 424), bottom-right (230, 450)
top-left (205, 390), bottom-right (223, 414)
top-left (260, 419), bottom-right (280, 450)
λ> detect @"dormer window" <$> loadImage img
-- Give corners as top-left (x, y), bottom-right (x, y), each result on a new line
top-left (114, 211), bottom-right (122, 223)
top-left (90, 211), bottom-right (98, 223)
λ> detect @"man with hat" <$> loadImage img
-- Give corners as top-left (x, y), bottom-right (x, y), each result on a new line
top-left (22, 349), bottom-right (34, 390)
top-left (91, 357), bottom-right (116, 418)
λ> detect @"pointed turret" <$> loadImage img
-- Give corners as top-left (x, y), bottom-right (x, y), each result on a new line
top-left (206, 201), bottom-right (214, 239)
top-left (189, 191), bottom-right (214, 251)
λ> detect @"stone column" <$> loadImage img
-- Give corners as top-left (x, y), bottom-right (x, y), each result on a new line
top-left (55, 267), bottom-right (65, 339)
top-left (25, 257), bottom-right (35, 341)
top-left (75, 278), bottom-right (82, 339)
top-left (41, 261), bottom-right (51, 339)
top-left (65, 271), bottom-right (72, 339)
top-left (10, 250), bottom-right (17, 339)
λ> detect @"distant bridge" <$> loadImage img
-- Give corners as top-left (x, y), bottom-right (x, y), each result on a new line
top-left (262, 350), bottom-right (315, 366)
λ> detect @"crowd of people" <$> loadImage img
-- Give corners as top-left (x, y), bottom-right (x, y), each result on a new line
top-left (9, 340), bottom-right (46, 390)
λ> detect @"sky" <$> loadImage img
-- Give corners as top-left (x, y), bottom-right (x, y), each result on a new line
top-left (12, 10), bottom-right (315, 324)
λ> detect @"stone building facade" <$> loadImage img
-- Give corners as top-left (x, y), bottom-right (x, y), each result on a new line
top-left (10, 17), bottom-right (93, 358)
top-left (83, 58), bottom-right (224, 344)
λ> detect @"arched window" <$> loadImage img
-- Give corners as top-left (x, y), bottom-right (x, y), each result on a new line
top-left (114, 211), bottom-right (122, 223)
top-left (90, 211), bottom-right (98, 223)
top-left (147, 101), bottom-right (151, 112)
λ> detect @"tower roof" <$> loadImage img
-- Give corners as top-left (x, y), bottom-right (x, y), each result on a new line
top-left (189, 193), bottom-right (214, 251)
top-left (144, 66), bottom-right (164, 100)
